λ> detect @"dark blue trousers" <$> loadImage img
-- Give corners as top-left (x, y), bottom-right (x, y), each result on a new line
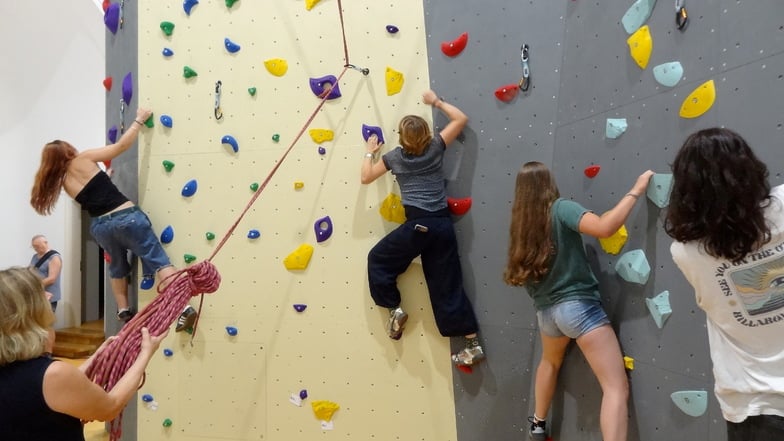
top-left (367, 215), bottom-right (479, 337)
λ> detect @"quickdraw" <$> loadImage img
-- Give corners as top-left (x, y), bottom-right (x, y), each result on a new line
top-left (675, 0), bottom-right (688, 30)
top-left (518, 44), bottom-right (531, 92)
top-left (345, 64), bottom-right (370, 76)
top-left (214, 80), bottom-right (223, 120)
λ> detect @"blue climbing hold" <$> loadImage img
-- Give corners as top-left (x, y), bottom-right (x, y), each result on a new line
top-left (247, 229), bottom-right (261, 239)
top-left (160, 115), bottom-right (173, 128)
top-left (142, 394), bottom-right (154, 403)
top-left (104, 3), bottom-right (120, 34)
top-left (160, 225), bottom-right (174, 244)
top-left (362, 124), bottom-right (385, 145)
top-left (122, 72), bottom-right (133, 105)
top-left (107, 125), bottom-right (118, 143)
top-left (181, 179), bottom-right (198, 197)
top-left (293, 304), bottom-right (307, 312)
top-left (314, 216), bottom-right (333, 243)
top-left (163, 348), bottom-right (174, 357)
top-left (224, 38), bottom-right (241, 53)
top-left (162, 48), bottom-right (174, 57)
top-left (308, 75), bottom-right (341, 100)
top-left (183, 0), bottom-right (199, 15)
top-left (386, 25), bottom-right (399, 34)
top-left (318, 146), bottom-right (326, 155)
top-left (221, 135), bottom-right (239, 153)
top-left (299, 389), bottom-right (308, 400)
top-left (140, 276), bottom-right (155, 290)
top-left (225, 326), bottom-right (238, 336)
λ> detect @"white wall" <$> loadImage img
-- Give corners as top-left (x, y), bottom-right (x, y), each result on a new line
top-left (0, 1), bottom-right (105, 327)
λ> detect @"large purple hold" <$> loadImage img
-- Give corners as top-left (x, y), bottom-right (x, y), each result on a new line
top-left (122, 72), bottom-right (133, 105)
top-left (104, 3), bottom-right (120, 34)
top-left (308, 75), bottom-right (341, 100)
top-left (361, 124), bottom-right (385, 145)
top-left (107, 125), bottom-right (118, 143)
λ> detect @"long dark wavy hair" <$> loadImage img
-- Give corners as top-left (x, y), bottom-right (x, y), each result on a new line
top-left (30, 140), bottom-right (78, 215)
top-left (664, 128), bottom-right (771, 261)
top-left (504, 162), bottom-right (560, 286)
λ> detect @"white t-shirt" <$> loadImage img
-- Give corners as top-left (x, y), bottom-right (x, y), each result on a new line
top-left (671, 184), bottom-right (784, 423)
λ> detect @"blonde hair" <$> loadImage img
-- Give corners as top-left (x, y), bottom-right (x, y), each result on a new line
top-left (398, 115), bottom-right (433, 155)
top-left (0, 267), bottom-right (55, 365)
top-left (504, 162), bottom-right (560, 286)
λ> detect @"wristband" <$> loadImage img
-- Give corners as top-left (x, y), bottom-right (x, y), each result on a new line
top-left (364, 152), bottom-right (375, 159)
top-left (134, 120), bottom-right (144, 126)
top-left (625, 193), bottom-right (640, 200)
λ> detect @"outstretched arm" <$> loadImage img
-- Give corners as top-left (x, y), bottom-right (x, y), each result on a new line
top-left (360, 134), bottom-right (389, 184)
top-left (422, 90), bottom-right (468, 147)
top-left (78, 107), bottom-right (152, 163)
top-left (579, 170), bottom-right (655, 238)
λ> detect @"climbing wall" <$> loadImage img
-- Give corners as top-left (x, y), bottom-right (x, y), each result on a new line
top-left (422, 0), bottom-right (784, 441)
top-left (133, 1), bottom-right (461, 440)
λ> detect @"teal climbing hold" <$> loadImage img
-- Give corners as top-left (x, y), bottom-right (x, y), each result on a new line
top-left (606, 118), bottom-right (628, 139)
top-left (646, 173), bottom-right (673, 208)
top-left (621, 0), bottom-right (656, 34)
top-left (671, 391), bottom-right (708, 417)
top-left (645, 291), bottom-right (672, 328)
top-left (653, 62), bottom-right (684, 87)
top-left (615, 249), bottom-right (650, 285)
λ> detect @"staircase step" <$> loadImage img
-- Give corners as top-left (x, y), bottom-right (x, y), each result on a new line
top-left (52, 341), bottom-right (95, 359)
top-left (55, 329), bottom-right (105, 345)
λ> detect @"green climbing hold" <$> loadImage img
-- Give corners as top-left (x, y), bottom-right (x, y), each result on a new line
top-left (226, 0), bottom-right (239, 8)
top-left (184, 254), bottom-right (196, 264)
top-left (144, 114), bottom-right (154, 128)
top-left (206, 232), bottom-right (215, 241)
top-left (250, 182), bottom-right (259, 192)
top-left (162, 160), bottom-right (175, 172)
top-left (162, 418), bottom-right (173, 428)
top-left (248, 87), bottom-right (257, 96)
top-left (183, 66), bottom-right (198, 78)
top-left (272, 134), bottom-right (280, 142)
top-left (160, 21), bottom-right (175, 36)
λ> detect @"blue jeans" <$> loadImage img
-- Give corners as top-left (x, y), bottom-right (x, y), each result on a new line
top-left (90, 206), bottom-right (171, 279)
top-left (537, 299), bottom-right (610, 339)
top-left (367, 215), bottom-right (479, 337)
top-left (727, 414), bottom-right (784, 440)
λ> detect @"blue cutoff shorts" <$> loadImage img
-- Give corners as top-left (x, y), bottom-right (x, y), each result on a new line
top-left (90, 206), bottom-right (171, 279)
top-left (537, 299), bottom-right (610, 339)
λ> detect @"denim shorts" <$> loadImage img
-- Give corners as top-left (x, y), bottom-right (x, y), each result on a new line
top-left (90, 206), bottom-right (171, 279)
top-left (537, 299), bottom-right (610, 339)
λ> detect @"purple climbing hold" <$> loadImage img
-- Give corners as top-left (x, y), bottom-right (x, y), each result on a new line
top-left (104, 3), bottom-right (121, 34)
top-left (361, 124), bottom-right (385, 145)
top-left (160, 225), bottom-right (174, 244)
top-left (122, 72), bottom-right (133, 105)
top-left (308, 75), bottom-right (341, 100)
top-left (318, 146), bottom-right (326, 155)
top-left (293, 304), bottom-right (307, 312)
top-left (162, 48), bottom-right (174, 57)
top-left (183, 0), bottom-right (199, 15)
top-left (224, 38), bottom-right (241, 53)
top-left (107, 125), bottom-right (118, 143)
top-left (314, 215), bottom-right (333, 243)
top-left (299, 389), bottom-right (308, 400)
top-left (181, 179), bottom-right (198, 197)
top-left (386, 25), bottom-right (399, 34)
top-left (247, 229), bottom-right (261, 239)
top-left (160, 115), bottom-right (173, 128)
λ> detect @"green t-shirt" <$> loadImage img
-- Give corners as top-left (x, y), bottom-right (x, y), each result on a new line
top-left (525, 198), bottom-right (600, 310)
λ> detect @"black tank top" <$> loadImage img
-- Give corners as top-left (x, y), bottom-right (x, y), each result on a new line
top-left (74, 171), bottom-right (130, 217)
top-left (0, 357), bottom-right (85, 441)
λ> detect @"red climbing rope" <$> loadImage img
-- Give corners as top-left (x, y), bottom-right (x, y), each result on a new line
top-left (85, 3), bottom-right (356, 439)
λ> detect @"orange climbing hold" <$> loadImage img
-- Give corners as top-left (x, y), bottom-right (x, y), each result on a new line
top-left (441, 32), bottom-right (468, 57)
top-left (447, 197), bottom-right (472, 216)
top-left (494, 84), bottom-right (519, 103)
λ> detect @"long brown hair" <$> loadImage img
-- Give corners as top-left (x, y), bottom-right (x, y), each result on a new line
top-left (504, 162), bottom-right (560, 286)
top-left (398, 115), bottom-right (432, 155)
top-left (30, 140), bottom-right (77, 215)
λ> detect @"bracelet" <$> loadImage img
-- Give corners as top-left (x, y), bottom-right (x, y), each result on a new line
top-left (137, 371), bottom-right (146, 390)
top-left (134, 120), bottom-right (144, 126)
top-left (625, 193), bottom-right (640, 200)
top-left (364, 152), bottom-right (375, 159)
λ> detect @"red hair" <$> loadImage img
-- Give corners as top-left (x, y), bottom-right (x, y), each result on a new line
top-left (30, 140), bottom-right (78, 215)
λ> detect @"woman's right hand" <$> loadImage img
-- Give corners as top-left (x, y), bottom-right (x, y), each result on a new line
top-left (421, 89), bottom-right (438, 106)
top-left (631, 170), bottom-right (655, 196)
top-left (135, 107), bottom-right (152, 124)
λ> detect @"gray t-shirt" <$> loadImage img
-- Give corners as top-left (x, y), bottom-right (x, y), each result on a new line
top-left (525, 198), bottom-right (600, 310)
top-left (381, 134), bottom-right (447, 212)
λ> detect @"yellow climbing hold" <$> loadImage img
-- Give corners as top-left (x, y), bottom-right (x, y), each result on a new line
top-left (284, 244), bottom-right (314, 270)
top-left (311, 400), bottom-right (340, 422)
top-left (305, 0), bottom-right (321, 11)
top-left (679, 79), bottom-right (716, 119)
top-left (380, 193), bottom-right (406, 224)
top-left (626, 25), bottom-right (652, 69)
top-left (294, 181), bottom-right (304, 189)
top-left (309, 129), bottom-right (334, 144)
top-left (263, 58), bottom-right (288, 77)
top-left (599, 225), bottom-right (628, 255)
top-left (624, 356), bottom-right (635, 370)
top-left (385, 67), bottom-right (404, 96)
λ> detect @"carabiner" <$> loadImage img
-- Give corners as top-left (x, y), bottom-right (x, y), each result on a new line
top-left (675, 0), bottom-right (688, 30)
top-left (119, 100), bottom-right (126, 134)
top-left (345, 64), bottom-right (370, 76)
top-left (214, 80), bottom-right (223, 120)
top-left (519, 44), bottom-right (531, 92)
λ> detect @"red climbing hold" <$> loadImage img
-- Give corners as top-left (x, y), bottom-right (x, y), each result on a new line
top-left (447, 197), bottom-right (472, 216)
top-left (457, 364), bottom-right (473, 374)
top-left (494, 84), bottom-right (519, 103)
top-left (441, 32), bottom-right (468, 57)
top-left (103, 160), bottom-right (112, 170)
top-left (103, 77), bottom-right (113, 91)
top-left (103, 251), bottom-right (112, 263)
top-left (102, 0), bottom-right (110, 12)
top-left (584, 165), bottom-right (601, 178)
